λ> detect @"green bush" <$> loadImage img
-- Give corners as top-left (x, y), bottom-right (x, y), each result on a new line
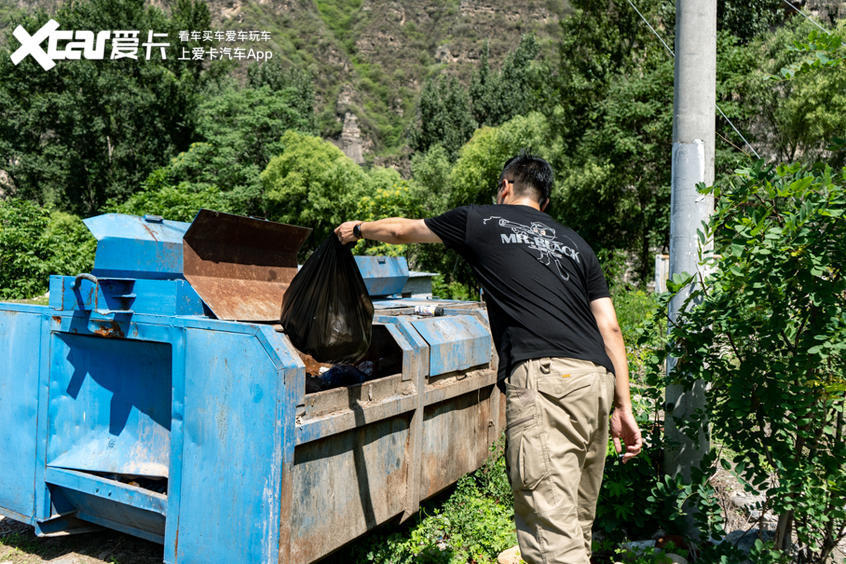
top-left (104, 184), bottom-right (233, 223)
top-left (662, 162), bottom-right (846, 562)
top-left (260, 130), bottom-right (369, 255)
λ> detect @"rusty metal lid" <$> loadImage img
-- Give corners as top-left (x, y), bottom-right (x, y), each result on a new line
top-left (183, 209), bottom-right (311, 322)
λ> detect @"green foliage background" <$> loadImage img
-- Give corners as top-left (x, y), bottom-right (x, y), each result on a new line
top-left (2, 0), bottom-right (844, 295)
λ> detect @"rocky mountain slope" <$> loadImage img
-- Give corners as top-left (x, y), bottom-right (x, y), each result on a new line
top-left (220, 0), bottom-right (568, 162)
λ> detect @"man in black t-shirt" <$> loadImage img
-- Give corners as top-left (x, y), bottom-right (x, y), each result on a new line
top-left (336, 153), bottom-right (642, 564)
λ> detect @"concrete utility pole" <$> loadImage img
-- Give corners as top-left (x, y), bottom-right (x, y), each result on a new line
top-left (665, 0), bottom-right (716, 480)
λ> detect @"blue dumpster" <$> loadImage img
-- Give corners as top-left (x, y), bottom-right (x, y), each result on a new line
top-left (0, 210), bottom-right (504, 563)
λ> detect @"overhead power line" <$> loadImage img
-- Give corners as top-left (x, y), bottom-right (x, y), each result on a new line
top-left (781, 0), bottom-right (831, 34)
top-left (625, 0), bottom-right (675, 57)
top-left (624, 0), bottom-right (761, 159)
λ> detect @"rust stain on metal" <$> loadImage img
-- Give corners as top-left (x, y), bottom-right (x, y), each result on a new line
top-left (385, 466), bottom-right (407, 507)
top-left (51, 316), bottom-right (61, 324)
top-left (182, 210), bottom-right (311, 322)
top-left (278, 460), bottom-right (294, 564)
top-left (140, 222), bottom-right (159, 241)
top-left (91, 321), bottom-right (124, 338)
top-left (293, 464), bottom-right (408, 563)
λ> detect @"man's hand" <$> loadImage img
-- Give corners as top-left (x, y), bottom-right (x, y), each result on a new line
top-left (610, 408), bottom-right (643, 463)
top-left (335, 221), bottom-right (362, 245)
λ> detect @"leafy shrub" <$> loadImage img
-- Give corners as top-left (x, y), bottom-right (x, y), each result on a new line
top-left (663, 162), bottom-right (846, 562)
top-left (430, 275), bottom-right (476, 301)
top-left (0, 199), bottom-right (94, 299)
top-left (594, 287), bottom-right (670, 548)
top-left (104, 184), bottom-right (233, 223)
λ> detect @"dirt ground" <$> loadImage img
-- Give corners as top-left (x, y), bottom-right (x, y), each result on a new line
top-left (0, 515), bottom-right (161, 564)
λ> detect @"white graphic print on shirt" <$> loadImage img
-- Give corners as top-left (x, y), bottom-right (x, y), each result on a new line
top-left (482, 216), bottom-right (580, 282)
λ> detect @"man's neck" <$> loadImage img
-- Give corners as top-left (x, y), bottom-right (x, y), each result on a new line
top-left (503, 197), bottom-right (541, 210)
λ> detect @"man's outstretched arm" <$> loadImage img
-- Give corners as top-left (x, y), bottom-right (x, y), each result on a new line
top-left (590, 296), bottom-right (643, 463)
top-left (335, 218), bottom-right (442, 245)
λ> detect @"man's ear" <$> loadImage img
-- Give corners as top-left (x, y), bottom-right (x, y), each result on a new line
top-left (499, 181), bottom-right (513, 204)
top-left (540, 197), bottom-right (550, 212)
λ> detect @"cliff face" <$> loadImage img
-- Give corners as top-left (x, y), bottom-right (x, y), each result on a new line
top-left (0, 0), bottom-right (568, 162)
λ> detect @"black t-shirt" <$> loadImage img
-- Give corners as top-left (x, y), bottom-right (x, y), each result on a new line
top-left (424, 204), bottom-right (613, 382)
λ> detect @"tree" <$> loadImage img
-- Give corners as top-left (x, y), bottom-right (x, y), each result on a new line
top-left (408, 74), bottom-right (476, 159)
top-left (247, 59), bottom-right (315, 123)
top-left (128, 72), bottom-right (318, 218)
top-left (717, 0), bottom-right (789, 42)
top-left (259, 130), bottom-right (368, 255)
top-left (0, 0), bottom-right (212, 215)
top-left (559, 59), bottom-right (675, 282)
top-left (715, 20), bottom-right (846, 170)
top-left (448, 112), bottom-right (556, 209)
top-left (409, 144), bottom-right (452, 215)
top-left (353, 166), bottom-right (424, 257)
top-left (542, 0), bottom-right (676, 284)
top-left (105, 184), bottom-right (232, 223)
top-left (469, 35), bottom-right (542, 128)
top-left (193, 81), bottom-right (317, 214)
top-left (553, 0), bottom-right (672, 152)
top-left (411, 112), bottom-right (556, 289)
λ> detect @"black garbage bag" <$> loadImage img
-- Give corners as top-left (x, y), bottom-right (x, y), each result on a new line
top-left (280, 235), bottom-right (374, 363)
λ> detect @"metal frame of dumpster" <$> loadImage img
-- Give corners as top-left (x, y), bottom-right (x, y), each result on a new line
top-left (0, 210), bottom-right (504, 563)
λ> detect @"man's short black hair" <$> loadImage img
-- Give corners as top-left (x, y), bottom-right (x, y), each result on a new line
top-left (500, 151), bottom-right (553, 205)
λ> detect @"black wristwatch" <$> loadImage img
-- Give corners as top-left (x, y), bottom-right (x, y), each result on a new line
top-left (353, 223), bottom-right (363, 239)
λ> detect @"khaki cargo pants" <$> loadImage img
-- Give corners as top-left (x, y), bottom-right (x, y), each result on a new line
top-left (505, 357), bottom-right (616, 564)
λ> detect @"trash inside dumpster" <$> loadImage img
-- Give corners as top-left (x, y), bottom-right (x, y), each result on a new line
top-left (0, 209), bottom-right (504, 563)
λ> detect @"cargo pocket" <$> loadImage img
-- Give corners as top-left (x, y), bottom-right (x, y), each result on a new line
top-left (517, 426), bottom-right (550, 490)
top-left (505, 384), bottom-right (536, 433)
top-left (505, 385), bottom-right (551, 490)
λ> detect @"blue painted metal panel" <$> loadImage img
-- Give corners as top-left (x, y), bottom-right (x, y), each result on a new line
top-left (45, 467), bottom-right (167, 515)
top-left (47, 334), bottom-right (172, 477)
top-left (0, 306), bottom-right (44, 522)
top-left (49, 276), bottom-right (205, 317)
top-left (409, 315), bottom-right (491, 376)
top-left (376, 316), bottom-right (430, 380)
top-left (45, 467), bottom-right (166, 543)
top-left (84, 214), bottom-right (190, 280)
top-left (354, 256), bottom-right (409, 297)
top-left (174, 327), bottom-right (285, 563)
top-left (162, 328), bottom-right (186, 564)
